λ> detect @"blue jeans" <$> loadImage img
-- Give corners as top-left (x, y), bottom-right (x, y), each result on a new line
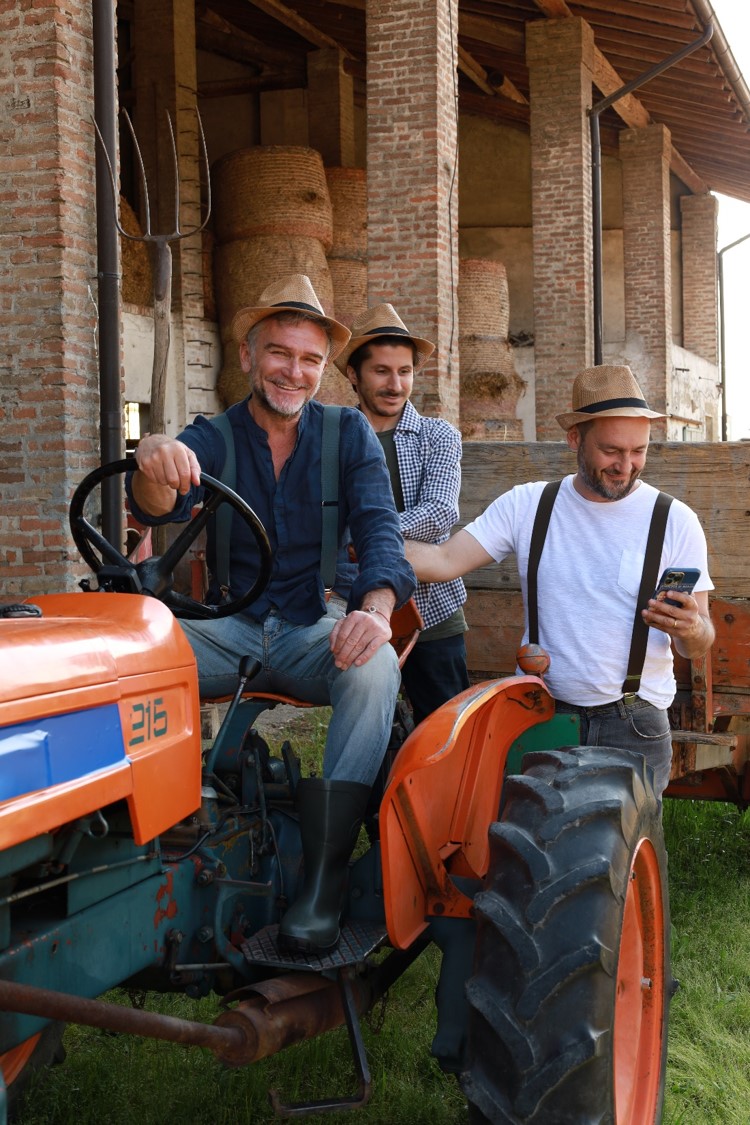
top-left (181, 604), bottom-right (400, 787)
top-left (400, 632), bottom-right (470, 725)
top-left (554, 695), bottom-right (673, 798)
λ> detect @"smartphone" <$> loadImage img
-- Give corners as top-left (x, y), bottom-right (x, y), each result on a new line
top-left (653, 567), bottom-right (701, 608)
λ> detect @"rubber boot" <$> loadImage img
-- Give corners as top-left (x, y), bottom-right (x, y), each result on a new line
top-left (278, 777), bottom-right (370, 955)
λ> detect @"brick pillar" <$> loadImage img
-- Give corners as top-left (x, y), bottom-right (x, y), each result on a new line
top-left (620, 124), bottom-right (672, 433)
top-left (526, 19), bottom-right (595, 439)
top-left (307, 49), bottom-right (355, 167)
top-left (366, 0), bottom-right (459, 422)
top-left (0, 1), bottom-right (99, 597)
top-left (680, 193), bottom-right (718, 365)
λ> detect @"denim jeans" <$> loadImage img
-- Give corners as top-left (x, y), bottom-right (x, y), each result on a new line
top-left (554, 695), bottom-right (673, 798)
top-left (181, 604), bottom-right (400, 787)
top-left (400, 632), bottom-right (470, 726)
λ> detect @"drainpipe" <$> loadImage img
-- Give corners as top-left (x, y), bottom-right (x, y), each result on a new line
top-left (93, 0), bottom-right (123, 547)
top-left (718, 231), bottom-right (750, 441)
top-left (589, 22), bottom-right (714, 365)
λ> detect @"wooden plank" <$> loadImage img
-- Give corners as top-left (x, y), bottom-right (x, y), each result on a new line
top-left (458, 441), bottom-right (750, 599)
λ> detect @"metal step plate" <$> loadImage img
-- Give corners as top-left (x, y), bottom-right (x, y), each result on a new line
top-left (242, 918), bottom-right (388, 971)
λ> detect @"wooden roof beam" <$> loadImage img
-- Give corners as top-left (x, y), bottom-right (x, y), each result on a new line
top-left (531, 0), bottom-right (707, 193)
top-left (458, 44), bottom-right (528, 104)
top-left (242, 0), bottom-right (354, 59)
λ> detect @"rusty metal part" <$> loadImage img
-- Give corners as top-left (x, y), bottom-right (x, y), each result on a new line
top-left (0, 978), bottom-right (248, 1063)
top-left (214, 970), bottom-right (374, 1065)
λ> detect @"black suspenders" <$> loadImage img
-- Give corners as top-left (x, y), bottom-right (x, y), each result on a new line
top-left (526, 481), bottom-right (674, 695)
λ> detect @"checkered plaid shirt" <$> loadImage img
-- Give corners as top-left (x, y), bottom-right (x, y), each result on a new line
top-left (393, 400), bottom-right (466, 631)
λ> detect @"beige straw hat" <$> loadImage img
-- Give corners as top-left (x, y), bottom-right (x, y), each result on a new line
top-left (334, 304), bottom-right (435, 374)
top-left (556, 365), bottom-right (666, 430)
top-left (230, 274), bottom-right (351, 360)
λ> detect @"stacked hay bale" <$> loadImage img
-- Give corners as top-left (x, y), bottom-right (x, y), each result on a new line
top-left (324, 166), bottom-right (368, 405)
top-left (119, 195), bottom-right (153, 308)
top-left (212, 146), bottom-right (336, 406)
top-left (458, 258), bottom-right (525, 440)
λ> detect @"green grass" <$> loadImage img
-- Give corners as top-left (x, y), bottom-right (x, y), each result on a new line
top-left (11, 756), bottom-right (750, 1123)
top-left (662, 799), bottom-right (750, 1124)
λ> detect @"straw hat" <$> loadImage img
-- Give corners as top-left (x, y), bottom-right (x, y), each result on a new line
top-left (230, 274), bottom-right (351, 360)
top-left (556, 365), bottom-right (666, 431)
top-left (334, 304), bottom-right (435, 374)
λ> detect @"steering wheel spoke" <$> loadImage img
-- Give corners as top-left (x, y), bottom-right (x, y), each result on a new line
top-left (69, 458), bottom-right (272, 619)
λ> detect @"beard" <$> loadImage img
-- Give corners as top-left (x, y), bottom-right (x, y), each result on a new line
top-left (577, 444), bottom-right (640, 500)
top-left (251, 374), bottom-right (320, 418)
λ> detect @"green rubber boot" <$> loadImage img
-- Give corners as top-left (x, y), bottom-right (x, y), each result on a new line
top-left (278, 778), bottom-right (370, 954)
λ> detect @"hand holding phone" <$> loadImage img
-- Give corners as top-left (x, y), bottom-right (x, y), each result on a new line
top-left (653, 567), bottom-right (701, 608)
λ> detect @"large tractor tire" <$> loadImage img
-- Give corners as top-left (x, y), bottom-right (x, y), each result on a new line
top-left (1, 1023), bottom-right (66, 1119)
top-left (463, 747), bottom-right (671, 1125)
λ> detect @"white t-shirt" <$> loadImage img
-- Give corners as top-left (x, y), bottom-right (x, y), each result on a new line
top-left (463, 475), bottom-right (713, 708)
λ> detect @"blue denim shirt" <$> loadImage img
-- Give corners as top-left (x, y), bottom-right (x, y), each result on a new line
top-left (126, 397), bottom-right (416, 625)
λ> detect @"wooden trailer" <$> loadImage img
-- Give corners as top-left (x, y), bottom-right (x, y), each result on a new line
top-left (459, 441), bottom-right (750, 805)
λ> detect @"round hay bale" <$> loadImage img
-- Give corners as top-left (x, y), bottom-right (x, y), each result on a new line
top-left (325, 167), bottom-right (367, 259)
top-left (460, 336), bottom-right (518, 377)
top-left (328, 257), bottom-right (367, 329)
top-left (217, 350), bottom-right (248, 408)
top-left (459, 258), bottom-right (509, 339)
top-left (119, 195), bottom-right (153, 307)
top-left (214, 234), bottom-right (334, 327)
top-left (213, 146), bottom-right (333, 250)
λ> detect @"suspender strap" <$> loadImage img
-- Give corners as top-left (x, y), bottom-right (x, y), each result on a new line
top-left (209, 413), bottom-right (236, 593)
top-left (320, 406), bottom-right (342, 591)
top-left (527, 480), bottom-right (562, 645)
top-left (622, 490), bottom-right (674, 694)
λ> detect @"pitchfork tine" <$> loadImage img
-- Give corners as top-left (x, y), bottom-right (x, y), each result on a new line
top-left (121, 109), bottom-right (153, 237)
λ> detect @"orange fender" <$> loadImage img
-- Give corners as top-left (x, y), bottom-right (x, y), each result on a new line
top-left (380, 676), bottom-right (554, 949)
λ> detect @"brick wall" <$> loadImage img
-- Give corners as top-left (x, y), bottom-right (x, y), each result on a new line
top-left (620, 124), bottom-right (672, 434)
top-left (680, 192), bottom-right (718, 366)
top-left (526, 19), bottom-right (595, 439)
top-left (366, 0), bottom-right (460, 423)
top-left (0, 1), bottom-right (99, 598)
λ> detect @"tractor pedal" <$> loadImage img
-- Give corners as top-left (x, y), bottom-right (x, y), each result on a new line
top-left (241, 918), bottom-right (387, 971)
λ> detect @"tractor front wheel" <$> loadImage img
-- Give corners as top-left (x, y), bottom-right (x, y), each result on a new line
top-left (463, 746), bottom-right (671, 1124)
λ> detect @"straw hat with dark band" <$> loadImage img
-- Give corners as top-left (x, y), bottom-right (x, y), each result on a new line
top-left (230, 274), bottom-right (351, 360)
top-left (334, 304), bottom-right (435, 374)
top-left (556, 365), bottom-right (666, 431)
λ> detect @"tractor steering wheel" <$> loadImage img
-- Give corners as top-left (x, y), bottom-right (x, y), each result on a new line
top-left (69, 458), bottom-right (272, 620)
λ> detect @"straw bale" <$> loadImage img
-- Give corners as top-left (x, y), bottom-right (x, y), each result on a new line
top-left (459, 258), bottom-right (509, 338)
top-left (119, 195), bottom-right (153, 307)
top-left (460, 336), bottom-right (518, 377)
top-left (328, 257), bottom-right (367, 329)
top-left (325, 167), bottom-right (367, 259)
top-left (213, 146), bottom-right (333, 250)
top-left (214, 235), bottom-right (334, 326)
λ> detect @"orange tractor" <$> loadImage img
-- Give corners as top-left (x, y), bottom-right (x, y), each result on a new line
top-left (0, 462), bottom-right (670, 1123)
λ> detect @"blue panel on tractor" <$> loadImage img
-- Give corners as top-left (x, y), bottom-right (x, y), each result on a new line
top-left (0, 704), bottom-right (126, 801)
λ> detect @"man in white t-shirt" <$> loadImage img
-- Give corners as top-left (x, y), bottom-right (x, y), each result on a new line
top-left (406, 364), bottom-right (715, 797)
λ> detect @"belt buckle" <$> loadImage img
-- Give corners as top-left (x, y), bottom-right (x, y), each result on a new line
top-left (622, 692), bottom-right (638, 706)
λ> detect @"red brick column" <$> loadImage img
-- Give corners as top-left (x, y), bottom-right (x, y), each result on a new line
top-left (620, 124), bottom-right (672, 433)
top-left (526, 19), bottom-right (595, 439)
top-left (366, 0), bottom-right (459, 422)
top-left (0, 1), bottom-right (98, 597)
top-left (680, 193), bottom-right (718, 366)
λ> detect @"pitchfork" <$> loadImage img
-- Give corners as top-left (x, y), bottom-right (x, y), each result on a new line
top-left (94, 107), bottom-right (212, 436)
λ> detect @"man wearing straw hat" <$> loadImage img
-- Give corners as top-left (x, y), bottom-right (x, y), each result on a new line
top-left (334, 303), bottom-right (470, 724)
top-left (128, 274), bottom-right (415, 955)
top-left (406, 364), bottom-right (715, 798)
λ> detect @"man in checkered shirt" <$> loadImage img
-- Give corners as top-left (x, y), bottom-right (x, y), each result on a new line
top-left (334, 304), bottom-right (469, 723)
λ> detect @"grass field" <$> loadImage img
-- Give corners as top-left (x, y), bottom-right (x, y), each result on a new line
top-left (11, 737), bottom-right (750, 1123)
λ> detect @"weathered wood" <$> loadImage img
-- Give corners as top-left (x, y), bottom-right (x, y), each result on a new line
top-left (459, 442), bottom-right (750, 677)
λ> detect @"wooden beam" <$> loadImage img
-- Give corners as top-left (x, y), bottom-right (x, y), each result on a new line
top-left (457, 44), bottom-right (529, 104)
top-left (242, 0), bottom-right (354, 59)
top-left (196, 8), bottom-right (299, 70)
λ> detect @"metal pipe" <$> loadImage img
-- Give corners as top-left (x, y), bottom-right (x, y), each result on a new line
top-left (0, 978), bottom-right (248, 1063)
top-left (93, 0), bottom-right (123, 547)
top-left (589, 22), bottom-right (714, 365)
top-left (718, 231), bottom-right (750, 441)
